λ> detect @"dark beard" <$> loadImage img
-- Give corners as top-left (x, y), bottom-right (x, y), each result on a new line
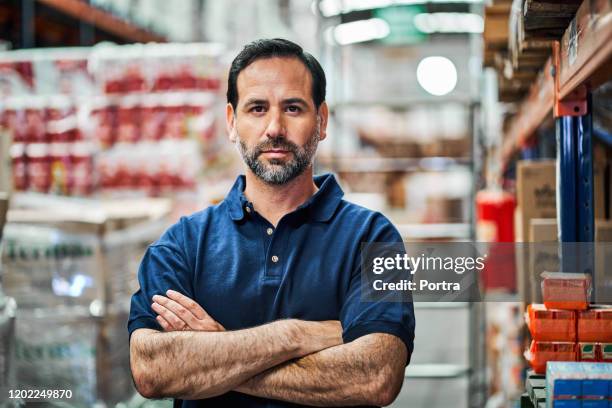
top-left (239, 132), bottom-right (319, 185)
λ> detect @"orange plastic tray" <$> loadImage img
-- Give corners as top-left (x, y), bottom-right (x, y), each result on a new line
top-left (577, 309), bottom-right (612, 342)
top-left (527, 304), bottom-right (576, 342)
top-left (527, 341), bottom-right (577, 374)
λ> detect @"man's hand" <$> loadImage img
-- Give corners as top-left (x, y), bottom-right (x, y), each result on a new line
top-left (151, 290), bottom-right (225, 332)
top-left (152, 292), bottom-right (343, 354)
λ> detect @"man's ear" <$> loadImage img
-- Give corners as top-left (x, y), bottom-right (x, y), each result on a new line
top-left (226, 103), bottom-right (237, 143)
top-left (317, 101), bottom-right (329, 141)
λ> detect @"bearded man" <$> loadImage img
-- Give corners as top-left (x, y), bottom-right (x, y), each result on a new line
top-left (128, 38), bottom-right (415, 408)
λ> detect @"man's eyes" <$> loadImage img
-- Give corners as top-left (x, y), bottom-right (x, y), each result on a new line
top-left (248, 105), bottom-right (302, 114)
top-left (286, 105), bottom-right (302, 113)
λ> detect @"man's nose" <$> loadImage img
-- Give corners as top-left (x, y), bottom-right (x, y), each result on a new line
top-left (265, 108), bottom-right (287, 139)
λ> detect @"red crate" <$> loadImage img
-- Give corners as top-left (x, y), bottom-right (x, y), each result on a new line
top-left (577, 308), bottom-right (612, 342)
top-left (526, 304), bottom-right (576, 342)
top-left (527, 341), bottom-right (577, 374)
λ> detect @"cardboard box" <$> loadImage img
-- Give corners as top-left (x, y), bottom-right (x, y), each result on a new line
top-left (529, 219), bottom-right (559, 303)
top-left (516, 160), bottom-right (557, 242)
top-left (515, 160), bottom-right (557, 302)
top-left (484, 6), bottom-right (511, 49)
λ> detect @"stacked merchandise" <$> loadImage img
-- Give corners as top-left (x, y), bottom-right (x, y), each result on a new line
top-left (525, 273), bottom-right (612, 375)
top-left (0, 224), bottom-right (130, 405)
top-left (0, 43), bottom-right (226, 198)
top-left (546, 362), bottom-right (611, 408)
top-left (88, 43), bottom-right (224, 197)
top-left (0, 49), bottom-right (96, 196)
top-left (0, 197), bottom-right (169, 406)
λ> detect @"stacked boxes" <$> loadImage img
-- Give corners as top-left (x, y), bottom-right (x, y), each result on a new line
top-left (515, 160), bottom-right (557, 304)
top-left (1, 199), bottom-right (170, 404)
top-left (526, 303), bottom-right (612, 373)
top-left (546, 362), bottom-right (612, 408)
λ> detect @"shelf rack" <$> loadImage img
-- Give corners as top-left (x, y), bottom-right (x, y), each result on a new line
top-left (37, 0), bottom-right (166, 43)
top-left (500, 0), bottom-right (612, 173)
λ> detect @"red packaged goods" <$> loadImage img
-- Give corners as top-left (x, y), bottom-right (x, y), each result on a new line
top-left (165, 106), bottom-right (187, 139)
top-left (45, 97), bottom-right (79, 143)
top-left (526, 341), bottom-right (577, 374)
top-left (578, 308), bottom-right (612, 342)
top-left (4, 108), bottom-right (27, 142)
top-left (26, 143), bottom-right (51, 193)
top-left (116, 97), bottom-right (141, 144)
top-left (526, 304), bottom-right (576, 342)
top-left (541, 272), bottom-right (592, 310)
top-left (9, 143), bottom-right (28, 191)
top-left (91, 102), bottom-right (117, 148)
top-left (140, 105), bottom-right (165, 142)
top-left (105, 64), bottom-right (145, 94)
top-left (69, 143), bottom-right (94, 196)
top-left (25, 108), bottom-right (46, 143)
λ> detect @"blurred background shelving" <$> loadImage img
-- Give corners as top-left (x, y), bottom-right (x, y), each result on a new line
top-left (0, 0), bottom-right (610, 407)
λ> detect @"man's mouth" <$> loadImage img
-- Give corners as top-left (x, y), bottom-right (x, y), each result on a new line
top-left (261, 149), bottom-right (291, 158)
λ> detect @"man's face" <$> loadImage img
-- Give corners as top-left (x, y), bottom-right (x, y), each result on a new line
top-left (226, 57), bottom-right (327, 185)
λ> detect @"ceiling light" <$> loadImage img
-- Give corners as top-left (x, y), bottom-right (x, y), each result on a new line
top-left (416, 56), bottom-right (458, 96)
top-left (327, 18), bottom-right (391, 45)
top-left (318, 0), bottom-right (483, 17)
top-left (414, 12), bottom-right (484, 33)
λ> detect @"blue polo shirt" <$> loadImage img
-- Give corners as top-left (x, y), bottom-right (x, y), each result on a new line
top-left (128, 173), bottom-right (415, 408)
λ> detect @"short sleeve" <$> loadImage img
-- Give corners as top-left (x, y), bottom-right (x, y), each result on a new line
top-left (127, 222), bottom-right (194, 341)
top-left (339, 214), bottom-right (415, 364)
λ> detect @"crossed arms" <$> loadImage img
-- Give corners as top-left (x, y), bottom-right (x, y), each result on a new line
top-left (129, 290), bottom-right (408, 406)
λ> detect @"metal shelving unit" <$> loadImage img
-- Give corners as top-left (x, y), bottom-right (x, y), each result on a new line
top-left (1, 0), bottom-right (166, 49)
top-left (37, 0), bottom-right (166, 43)
top-left (499, 0), bottom-right (612, 175)
top-left (498, 0), bottom-right (611, 272)
top-left (493, 0), bottom-right (611, 405)
top-left (315, 3), bottom-right (486, 406)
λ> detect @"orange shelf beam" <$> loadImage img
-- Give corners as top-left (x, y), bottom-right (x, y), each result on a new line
top-left (558, 0), bottom-right (612, 100)
top-left (37, 0), bottom-right (166, 43)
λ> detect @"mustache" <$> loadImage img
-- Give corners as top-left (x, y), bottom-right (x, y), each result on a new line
top-left (254, 138), bottom-right (299, 156)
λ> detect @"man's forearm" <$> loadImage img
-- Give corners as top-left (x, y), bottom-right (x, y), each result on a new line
top-left (235, 333), bottom-right (408, 407)
top-left (130, 319), bottom-right (341, 400)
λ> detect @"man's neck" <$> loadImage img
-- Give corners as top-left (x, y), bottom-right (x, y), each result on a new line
top-left (243, 169), bottom-right (318, 227)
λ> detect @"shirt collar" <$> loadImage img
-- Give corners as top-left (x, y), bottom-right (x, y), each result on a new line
top-left (225, 173), bottom-right (344, 223)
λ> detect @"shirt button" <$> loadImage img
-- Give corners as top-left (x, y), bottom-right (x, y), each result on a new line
top-left (271, 255), bottom-right (279, 263)
top-left (266, 228), bottom-right (273, 235)
top-left (245, 206), bottom-right (251, 213)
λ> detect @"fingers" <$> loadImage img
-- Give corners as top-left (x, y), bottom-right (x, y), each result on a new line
top-left (156, 314), bottom-right (173, 331)
top-left (166, 290), bottom-right (209, 320)
top-left (155, 294), bottom-right (202, 328)
top-left (151, 291), bottom-right (226, 332)
top-left (151, 300), bottom-right (188, 331)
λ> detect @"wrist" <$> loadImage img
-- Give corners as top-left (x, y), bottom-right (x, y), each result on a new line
top-left (291, 320), bottom-right (343, 355)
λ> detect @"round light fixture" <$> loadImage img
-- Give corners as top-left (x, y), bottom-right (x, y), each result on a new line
top-left (416, 56), bottom-right (458, 96)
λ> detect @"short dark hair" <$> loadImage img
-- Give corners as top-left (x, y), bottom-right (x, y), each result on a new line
top-left (227, 38), bottom-right (326, 111)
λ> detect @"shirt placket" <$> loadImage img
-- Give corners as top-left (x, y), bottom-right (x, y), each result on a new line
top-left (244, 202), bottom-right (286, 280)
top-left (263, 220), bottom-right (285, 280)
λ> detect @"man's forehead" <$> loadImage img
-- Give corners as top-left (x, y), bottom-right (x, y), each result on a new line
top-left (236, 57), bottom-right (312, 99)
